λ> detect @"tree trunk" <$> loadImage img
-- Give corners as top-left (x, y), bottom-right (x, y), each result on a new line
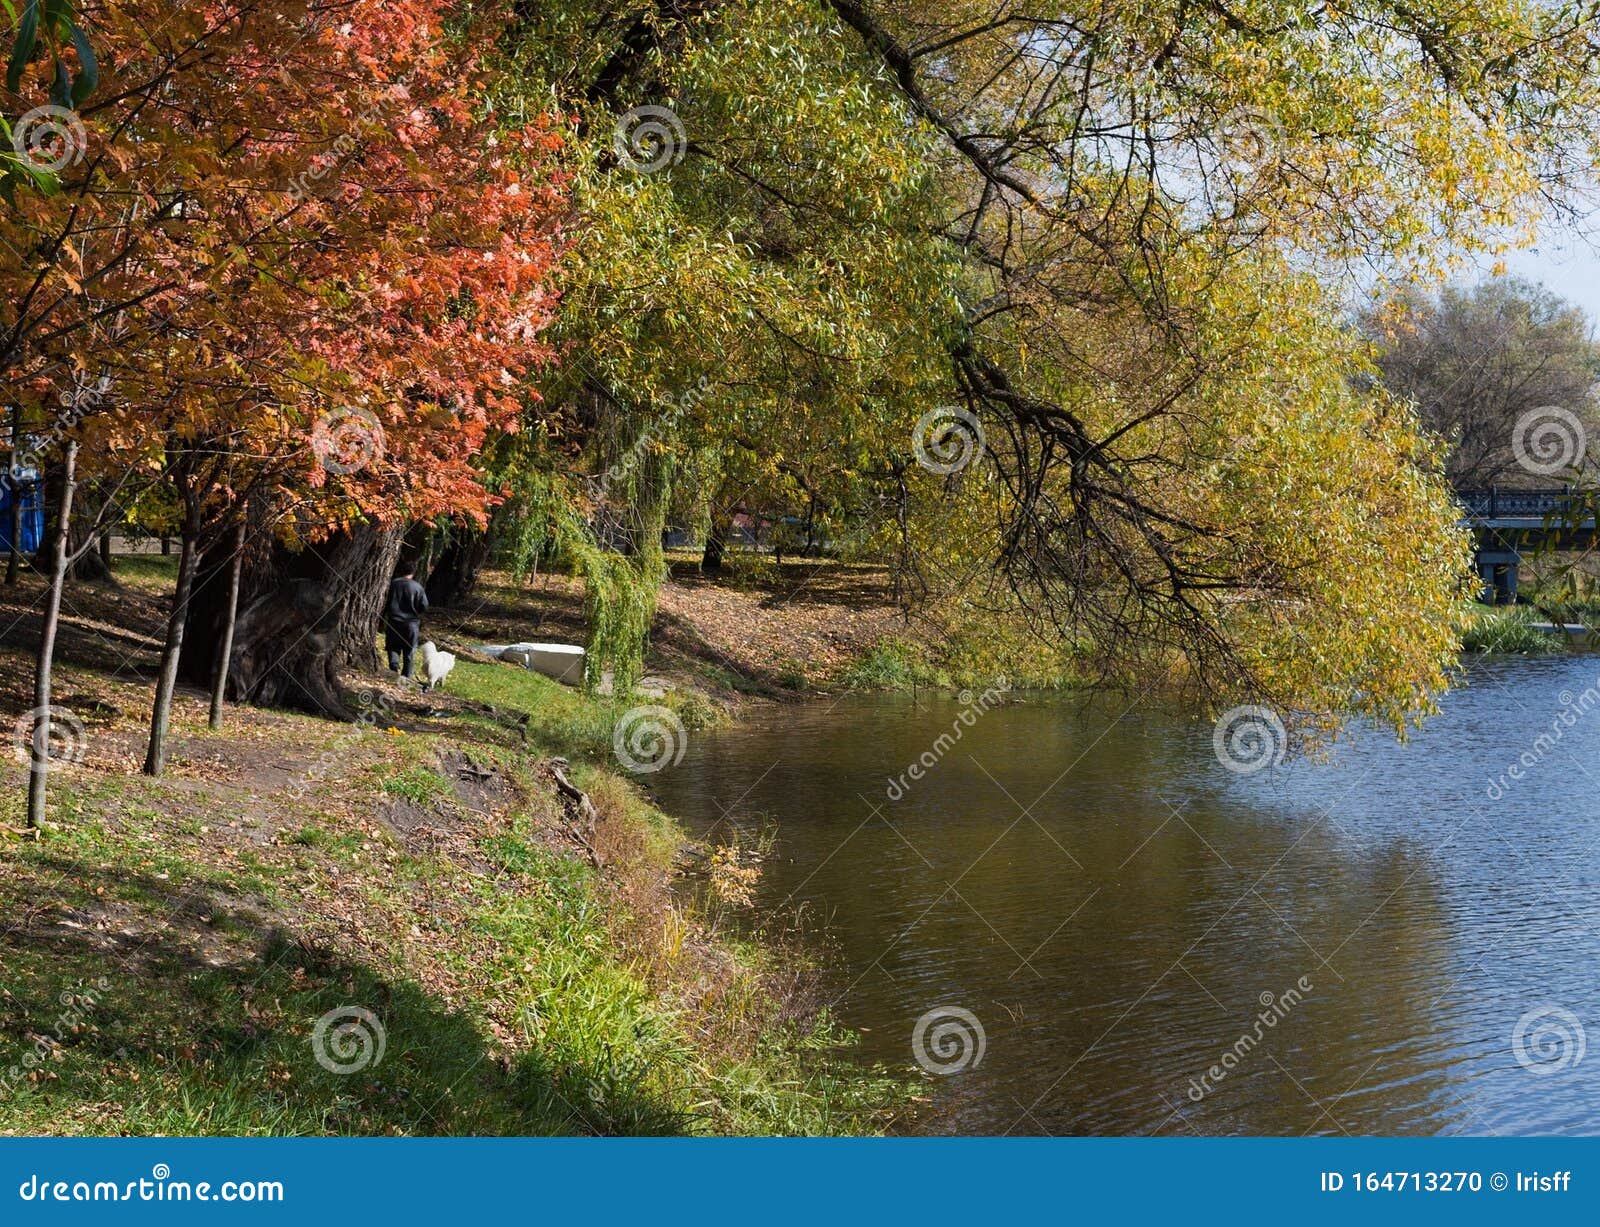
top-left (143, 523), bottom-right (199, 776)
top-left (99, 529), bottom-right (113, 570)
top-left (403, 520), bottom-right (432, 578)
top-left (160, 535), bottom-right (172, 556)
top-left (193, 522), bottom-right (402, 718)
top-left (424, 525), bottom-right (491, 607)
top-left (177, 519), bottom-right (402, 719)
top-left (208, 521), bottom-right (246, 731)
top-left (66, 485), bottom-right (110, 583)
top-left (178, 501), bottom-right (266, 689)
top-left (701, 521), bottom-right (727, 572)
top-left (5, 403), bottom-right (22, 585)
top-left (26, 442), bottom-right (77, 828)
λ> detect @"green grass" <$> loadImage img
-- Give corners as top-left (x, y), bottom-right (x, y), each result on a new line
top-left (0, 919), bottom-right (537, 1135)
top-left (839, 638), bottom-right (950, 691)
top-left (110, 553), bottom-right (180, 586)
top-left (1460, 604), bottom-right (1565, 654)
top-left (687, 661), bottom-right (781, 697)
top-left (446, 657), bottom-right (724, 758)
top-left (285, 823), bottom-right (362, 854)
top-left (1522, 583), bottom-right (1600, 630)
top-left (379, 763), bottom-right (452, 805)
top-left (0, 800), bottom-right (908, 1135)
top-left (0, 656), bottom-right (907, 1136)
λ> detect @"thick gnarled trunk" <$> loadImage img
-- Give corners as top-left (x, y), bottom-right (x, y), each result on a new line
top-left (182, 522), bottom-right (402, 719)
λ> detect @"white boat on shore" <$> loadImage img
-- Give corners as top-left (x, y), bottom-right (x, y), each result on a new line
top-left (475, 641), bottom-right (586, 685)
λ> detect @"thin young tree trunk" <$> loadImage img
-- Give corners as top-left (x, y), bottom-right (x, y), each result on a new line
top-left (99, 529), bottom-right (112, 570)
top-left (143, 520), bottom-right (199, 776)
top-left (26, 442), bottom-right (77, 829)
top-left (5, 403), bottom-right (22, 585)
top-left (208, 521), bottom-right (246, 731)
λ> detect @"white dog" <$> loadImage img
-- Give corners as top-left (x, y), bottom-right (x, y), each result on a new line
top-left (419, 641), bottom-right (456, 691)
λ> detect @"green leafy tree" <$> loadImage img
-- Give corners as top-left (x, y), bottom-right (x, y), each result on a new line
top-left (499, 0), bottom-right (1600, 730)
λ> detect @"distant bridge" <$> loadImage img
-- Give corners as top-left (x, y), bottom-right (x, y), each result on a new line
top-left (1458, 487), bottom-right (1598, 603)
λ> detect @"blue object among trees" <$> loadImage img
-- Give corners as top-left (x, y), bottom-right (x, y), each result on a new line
top-left (0, 476), bottom-right (44, 555)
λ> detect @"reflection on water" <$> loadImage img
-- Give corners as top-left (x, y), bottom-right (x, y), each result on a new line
top-left (647, 656), bottom-right (1600, 1135)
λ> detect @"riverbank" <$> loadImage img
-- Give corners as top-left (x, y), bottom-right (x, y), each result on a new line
top-left (0, 560), bottom-right (911, 1135)
top-left (434, 554), bottom-right (1080, 700)
top-left (1461, 602), bottom-right (1597, 654)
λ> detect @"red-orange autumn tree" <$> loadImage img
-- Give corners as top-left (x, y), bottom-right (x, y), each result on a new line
top-left (2, 0), bottom-right (566, 811)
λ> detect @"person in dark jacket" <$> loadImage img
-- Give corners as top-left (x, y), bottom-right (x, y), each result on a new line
top-left (383, 567), bottom-right (430, 678)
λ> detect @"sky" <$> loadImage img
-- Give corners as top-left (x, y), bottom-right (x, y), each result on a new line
top-left (1482, 219), bottom-right (1600, 325)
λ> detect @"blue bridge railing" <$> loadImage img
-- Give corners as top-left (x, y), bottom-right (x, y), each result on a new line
top-left (1457, 487), bottom-right (1581, 520)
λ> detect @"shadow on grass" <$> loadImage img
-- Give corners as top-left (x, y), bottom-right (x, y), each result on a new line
top-left (0, 855), bottom-right (691, 1136)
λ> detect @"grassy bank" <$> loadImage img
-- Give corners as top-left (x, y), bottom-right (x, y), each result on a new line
top-left (0, 563), bottom-right (911, 1135)
top-left (1461, 603), bottom-right (1567, 655)
top-left (838, 634), bottom-right (1084, 693)
top-left (432, 553), bottom-right (1077, 699)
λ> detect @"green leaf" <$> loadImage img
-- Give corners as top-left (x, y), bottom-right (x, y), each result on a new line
top-left (68, 23), bottom-right (96, 103)
top-left (48, 57), bottom-right (69, 108)
top-left (25, 163), bottom-right (58, 194)
top-left (5, 0), bottom-right (40, 94)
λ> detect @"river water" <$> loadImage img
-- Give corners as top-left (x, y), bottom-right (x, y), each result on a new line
top-left (648, 655), bottom-right (1600, 1135)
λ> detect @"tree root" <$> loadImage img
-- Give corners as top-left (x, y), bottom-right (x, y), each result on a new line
top-left (545, 757), bottom-right (602, 867)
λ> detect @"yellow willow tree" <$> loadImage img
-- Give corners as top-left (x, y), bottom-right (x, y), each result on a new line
top-left (493, 0), bottom-right (957, 682)
top-left (812, 0), bottom-right (1600, 726)
top-left (504, 0), bottom-right (1595, 727)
